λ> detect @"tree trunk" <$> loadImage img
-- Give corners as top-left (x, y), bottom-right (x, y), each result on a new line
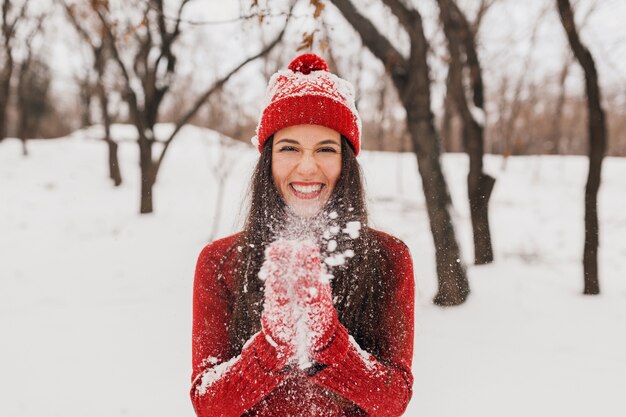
top-left (408, 117), bottom-right (470, 305)
top-left (105, 138), bottom-right (122, 186)
top-left (468, 172), bottom-right (495, 263)
top-left (79, 76), bottom-right (93, 128)
top-left (95, 53), bottom-right (122, 187)
top-left (16, 59), bottom-right (30, 149)
top-left (557, 0), bottom-right (606, 295)
top-left (329, 0), bottom-right (470, 305)
top-left (20, 138), bottom-right (28, 156)
top-left (0, 66), bottom-right (11, 140)
top-left (139, 137), bottom-right (156, 214)
top-left (440, 83), bottom-right (458, 153)
top-left (438, 0), bottom-right (495, 265)
top-left (400, 19), bottom-right (469, 304)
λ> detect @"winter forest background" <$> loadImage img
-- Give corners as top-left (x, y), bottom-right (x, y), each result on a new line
top-left (1, 0), bottom-right (625, 416)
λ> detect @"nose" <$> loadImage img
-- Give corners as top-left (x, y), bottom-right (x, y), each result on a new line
top-left (296, 150), bottom-right (319, 177)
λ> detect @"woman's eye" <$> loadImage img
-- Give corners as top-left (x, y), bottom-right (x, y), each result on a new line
top-left (279, 146), bottom-right (298, 152)
top-left (318, 147), bottom-right (338, 153)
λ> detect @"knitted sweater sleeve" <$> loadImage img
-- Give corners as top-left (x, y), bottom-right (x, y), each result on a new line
top-left (309, 237), bottom-right (415, 417)
top-left (189, 237), bottom-right (289, 417)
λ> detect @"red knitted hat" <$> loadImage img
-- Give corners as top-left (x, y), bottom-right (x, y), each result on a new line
top-left (253, 53), bottom-right (361, 155)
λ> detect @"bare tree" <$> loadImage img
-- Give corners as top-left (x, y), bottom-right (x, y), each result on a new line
top-left (60, 0), bottom-right (122, 186)
top-left (556, 0), bottom-right (606, 295)
top-left (94, 0), bottom-right (289, 213)
top-left (437, 0), bottom-right (495, 265)
top-left (0, 0), bottom-right (27, 140)
top-left (329, 0), bottom-right (469, 305)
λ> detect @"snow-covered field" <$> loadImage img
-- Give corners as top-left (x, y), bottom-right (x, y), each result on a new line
top-left (1, 125), bottom-right (625, 417)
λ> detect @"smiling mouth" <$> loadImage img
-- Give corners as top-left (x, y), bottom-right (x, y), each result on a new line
top-left (289, 183), bottom-right (324, 200)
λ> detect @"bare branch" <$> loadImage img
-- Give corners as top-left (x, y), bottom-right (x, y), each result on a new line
top-left (9, 0), bottom-right (28, 38)
top-left (380, 0), bottom-right (415, 35)
top-left (2, 0), bottom-right (28, 43)
top-left (153, 0), bottom-right (191, 82)
top-left (472, 0), bottom-right (497, 34)
top-left (155, 25), bottom-right (288, 171)
top-left (446, 0), bottom-right (484, 108)
top-left (380, 0), bottom-right (430, 101)
top-left (135, 0), bottom-right (296, 26)
top-left (328, 0), bottom-right (407, 77)
top-left (557, 0), bottom-right (598, 81)
top-left (172, 0), bottom-right (191, 36)
top-left (58, 0), bottom-right (97, 48)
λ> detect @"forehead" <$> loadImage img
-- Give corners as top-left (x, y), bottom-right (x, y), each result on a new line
top-left (273, 124), bottom-right (341, 146)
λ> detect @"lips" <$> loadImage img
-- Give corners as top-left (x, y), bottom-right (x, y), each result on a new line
top-left (289, 182), bottom-right (324, 199)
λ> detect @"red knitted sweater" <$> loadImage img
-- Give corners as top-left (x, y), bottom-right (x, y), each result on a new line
top-left (190, 230), bottom-right (414, 416)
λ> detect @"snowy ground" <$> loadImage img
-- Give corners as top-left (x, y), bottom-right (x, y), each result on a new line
top-left (1, 125), bottom-right (625, 417)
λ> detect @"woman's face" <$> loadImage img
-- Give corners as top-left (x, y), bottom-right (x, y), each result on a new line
top-left (271, 124), bottom-right (342, 217)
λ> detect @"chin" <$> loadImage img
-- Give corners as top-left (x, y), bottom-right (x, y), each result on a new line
top-left (287, 199), bottom-right (326, 218)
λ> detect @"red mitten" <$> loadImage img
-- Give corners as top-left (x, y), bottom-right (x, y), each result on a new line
top-left (259, 241), bottom-right (296, 363)
top-left (293, 243), bottom-right (339, 356)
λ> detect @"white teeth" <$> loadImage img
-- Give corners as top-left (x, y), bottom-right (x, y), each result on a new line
top-left (292, 184), bottom-right (322, 194)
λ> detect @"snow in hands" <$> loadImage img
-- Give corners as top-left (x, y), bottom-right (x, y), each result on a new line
top-left (259, 239), bottom-right (336, 369)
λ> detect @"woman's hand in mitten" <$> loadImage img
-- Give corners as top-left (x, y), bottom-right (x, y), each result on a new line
top-left (259, 240), bottom-right (296, 361)
top-left (293, 243), bottom-right (339, 354)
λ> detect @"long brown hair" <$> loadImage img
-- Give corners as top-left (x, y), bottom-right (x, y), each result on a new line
top-left (227, 136), bottom-right (395, 361)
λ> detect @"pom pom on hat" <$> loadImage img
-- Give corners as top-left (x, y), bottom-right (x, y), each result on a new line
top-left (288, 53), bottom-right (329, 74)
top-left (255, 53), bottom-right (362, 155)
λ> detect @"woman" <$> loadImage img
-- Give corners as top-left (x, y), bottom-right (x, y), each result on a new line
top-left (190, 54), bottom-right (414, 417)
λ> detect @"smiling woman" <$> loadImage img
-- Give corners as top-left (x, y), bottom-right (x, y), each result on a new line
top-left (190, 54), bottom-right (415, 417)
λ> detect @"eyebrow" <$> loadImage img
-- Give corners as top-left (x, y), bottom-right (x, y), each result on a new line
top-left (275, 138), bottom-right (341, 146)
